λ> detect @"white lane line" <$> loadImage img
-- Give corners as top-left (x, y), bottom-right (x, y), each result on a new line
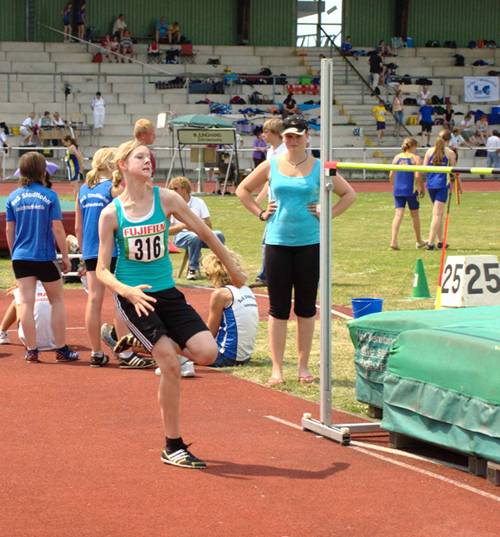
top-left (352, 446), bottom-right (500, 503)
top-left (265, 415), bottom-right (500, 503)
top-left (265, 415), bottom-right (303, 431)
top-left (349, 440), bottom-right (465, 471)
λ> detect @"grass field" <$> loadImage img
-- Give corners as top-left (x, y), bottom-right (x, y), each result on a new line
top-left (1, 189), bottom-right (499, 416)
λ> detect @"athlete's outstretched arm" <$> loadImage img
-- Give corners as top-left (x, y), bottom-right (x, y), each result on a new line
top-left (161, 189), bottom-right (246, 287)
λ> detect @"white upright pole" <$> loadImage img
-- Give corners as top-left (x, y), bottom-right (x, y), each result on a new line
top-left (319, 58), bottom-right (333, 426)
top-left (301, 59), bottom-right (380, 444)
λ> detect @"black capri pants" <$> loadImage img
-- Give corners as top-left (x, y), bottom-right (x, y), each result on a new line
top-left (265, 243), bottom-right (320, 320)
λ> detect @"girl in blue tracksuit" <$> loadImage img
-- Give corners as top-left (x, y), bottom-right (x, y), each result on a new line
top-left (389, 137), bottom-right (425, 250)
top-left (76, 147), bottom-right (122, 366)
top-left (423, 130), bottom-right (457, 250)
top-left (6, 151), bottom-right (78, 363)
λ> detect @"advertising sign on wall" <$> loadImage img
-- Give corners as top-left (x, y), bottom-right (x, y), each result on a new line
top-left (464, 77), bottom-right (499, 102)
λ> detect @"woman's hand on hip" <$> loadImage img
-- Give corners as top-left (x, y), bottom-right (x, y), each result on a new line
top-left (262, 200), bottom-right (277, 220)
top-left (308, 202), bottom-right (320, 219)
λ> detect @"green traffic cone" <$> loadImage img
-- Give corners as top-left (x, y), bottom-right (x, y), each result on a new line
top-left (412, 258), bottom-right (431, 298)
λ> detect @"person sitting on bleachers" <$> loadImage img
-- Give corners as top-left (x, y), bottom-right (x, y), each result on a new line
top-left (109, 35), bottom-right (120, 62)
top-left (282, 93), bottom-right (299, 118)
top-left (341, 35), bottom-right (353, 56)
top-left (475, 114), bottom-right (490, 145)
top-left (52, 112), bottom-right (65, 127)
top-left (168, 176), bottom-right (225, 281)
top-left (112, 13), bottom-right (127, 39)
top-left (119, 29), bottom-right (134, 63)
top-left (377, 39), bottom-right (396, 57)
top-left (147, 40), bottom-right (161, 63)
top-left (155, 16), bottom-right (169, 43)
top-left (169, 21), bottom-right (182, 44)
top-left (99, 34), bottom-right (113, 62)
top-left (38, 111), bottom-right (52, 129)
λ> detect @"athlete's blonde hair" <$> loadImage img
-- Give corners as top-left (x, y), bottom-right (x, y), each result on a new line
top-left (201, 250), bottom-right (241, 288)
top-left (401, 137), bottom-right (417, 152)
top-left (112, 139), bottom-right (144, 188)
top-left (432, 137), bottom-right (446, 165)
top-left (168, 175), bottom-right (192, 194)
top-left (133, 118), bottom-right (154, 138)
top-left (263, 118), bottom-right (283, 135)
top-left (86, 147), bottom-right (116, 188)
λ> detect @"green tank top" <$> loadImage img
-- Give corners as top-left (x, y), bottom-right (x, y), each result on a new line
top-left (114, 186), bottom-right (174, 292)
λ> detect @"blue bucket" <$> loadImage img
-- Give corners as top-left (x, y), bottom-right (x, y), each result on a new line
top-left (351, 298), bottom-right (384, 319)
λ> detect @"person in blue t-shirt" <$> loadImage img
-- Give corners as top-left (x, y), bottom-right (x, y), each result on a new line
top-left (419, 103), bottom-right (434, 147)
top-left (423, 130), bottom-right (457, 250)
top-left (236, 115), bottom-right (356, 387)
top-left (76, 147), bottom-right (136, 368)
top-left (5, 151), bottom-right (79, 364)
top-left (155, 16), bottom-right (168, 43)
top-left (388, 137), bottom-right (426, 250)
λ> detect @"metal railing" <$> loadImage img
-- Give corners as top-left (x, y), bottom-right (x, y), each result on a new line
top-left (2, 144), bottom-right (486, 185)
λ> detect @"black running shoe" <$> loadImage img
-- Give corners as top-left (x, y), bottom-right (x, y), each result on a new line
top-left (55, 345), bottom-right (79, 362)
top-left (161, 444), bottom-right (207, 469)
top-left (25, 349), bottom-right (39, 363)
top-left (437, 242), bottom-right (449, 249)
top-left (114, 333), bottom-right (148, 355)
top-left (425, 244), bottom-right (436, 251)
top-left (119, 353), bottom-right (155, 369)
top-left (90, 353), bottom-right (109, 368)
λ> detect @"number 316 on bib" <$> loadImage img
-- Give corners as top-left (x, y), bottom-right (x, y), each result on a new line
top-left (441, 255), bottom-right (500, 307)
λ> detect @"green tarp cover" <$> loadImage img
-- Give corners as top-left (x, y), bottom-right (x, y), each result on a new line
top-left (382, 326), bottom-right (500, 462)
top-left (348, 306), bottom-right (500, 407)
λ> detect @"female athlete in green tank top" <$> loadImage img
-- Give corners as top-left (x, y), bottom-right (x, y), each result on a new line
top-left (96, 140), bottom-right (246, 469)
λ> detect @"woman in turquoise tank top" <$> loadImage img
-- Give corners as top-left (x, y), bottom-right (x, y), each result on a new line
top-left (97, 140), bottom-right (245, 469)
top-left (236, 115), bottom-right (356, 387)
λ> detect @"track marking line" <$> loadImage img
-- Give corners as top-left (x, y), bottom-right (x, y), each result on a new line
top-left (349, 440), bottom-right (465, 471)
top-left (265, 415), bottom-right (302, 431)
top-left (265, 415), bottom-right (500, 503)
top-left (352, 446), bottom-right (500, 503)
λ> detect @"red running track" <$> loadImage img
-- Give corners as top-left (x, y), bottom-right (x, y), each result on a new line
top-left (0, 288), bottom-right (499, 537)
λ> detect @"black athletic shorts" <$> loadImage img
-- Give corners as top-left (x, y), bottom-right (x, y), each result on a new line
top-left (84, 256), bottom-right (117, 273)
top-left (12, 260), bottom-right (61, 282)
top-left (114, 287), bottom-right (208, 351)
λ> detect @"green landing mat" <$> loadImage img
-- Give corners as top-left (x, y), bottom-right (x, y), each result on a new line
top-left (348, 306), bottom-right (500, 408)
top-left (382, 326), bottom-right (500, 463)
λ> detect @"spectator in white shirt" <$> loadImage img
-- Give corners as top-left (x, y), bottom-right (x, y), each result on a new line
top-left (0, 125), bottom-right (9, 180)
top-left (52, 112), bottom-right (65, 127)
top-left (253, 118), bottom-right (287, 285)
top-left (485, 130), bottom-right (500, 169)
top-left (168, 176), bottom-right (225, 280)
top-left (20, 112), bottom-right (37, 145)
top-left (91, 92), bottom-right (105, 132)
top-left (112, 14), bottom-right (127, 39)
top-left (263, 118), bottom-right (287, 160)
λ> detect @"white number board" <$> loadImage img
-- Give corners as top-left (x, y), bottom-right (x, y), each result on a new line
top-left (441, 255), bottom-right (500, 307)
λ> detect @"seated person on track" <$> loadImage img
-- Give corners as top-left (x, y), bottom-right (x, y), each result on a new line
top-left (201, 251), bottom-right (258, 367)
top-left (113, 250), bottom-right (259, 370)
